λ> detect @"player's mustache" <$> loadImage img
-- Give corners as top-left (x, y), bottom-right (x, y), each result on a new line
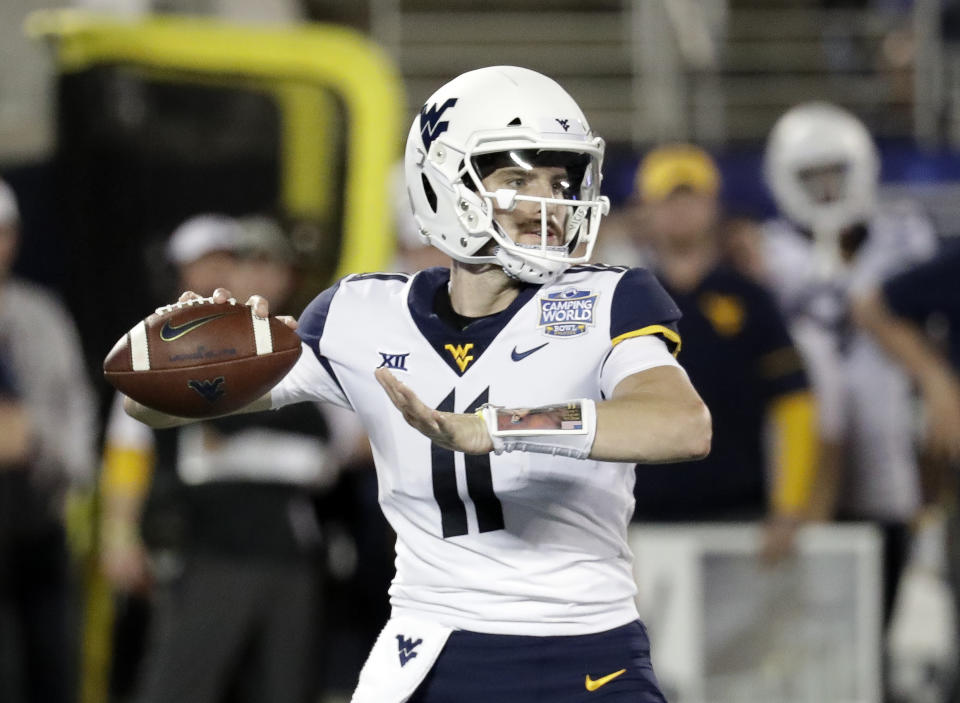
top-left (518, 218), bottom-right (562, 239)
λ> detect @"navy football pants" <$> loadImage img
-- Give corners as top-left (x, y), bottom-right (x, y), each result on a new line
top-left (408, 619), bottom-right (668, 702)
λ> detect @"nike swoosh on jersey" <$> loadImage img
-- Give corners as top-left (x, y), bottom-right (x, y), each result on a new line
top-left (159, 313), bottom-right (231, 342)
top-left (585, 669), bottom-right (626, 692)
top-left (510, 342), bottom-right (549, 362)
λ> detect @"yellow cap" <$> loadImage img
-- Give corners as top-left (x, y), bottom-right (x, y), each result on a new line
top-left (637, 144), bottom-right (721, 203)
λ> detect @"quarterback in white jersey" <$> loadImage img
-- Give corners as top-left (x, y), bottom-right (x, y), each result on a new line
top-left (128, 66), bottom-right (711, 703)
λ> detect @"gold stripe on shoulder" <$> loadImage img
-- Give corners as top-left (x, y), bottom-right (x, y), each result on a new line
top-left (611, 325), bottom-right (682, 356)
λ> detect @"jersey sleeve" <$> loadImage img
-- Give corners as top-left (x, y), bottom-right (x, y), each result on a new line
top-left (599, 269), bottom-right (683, 397)
top-left (609, 268), bottom-right (683, 354)
top-left (599, 335), bottom-right (681, 399)
top-left (100, 391), bottom-right (155, 498)
top-left (271, 280), bottom-right (352, 410)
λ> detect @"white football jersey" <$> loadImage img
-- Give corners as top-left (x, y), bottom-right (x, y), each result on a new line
top-left (762, 201), bottom-right (938, 520)
top-left (271, 264), bottom-right (683, 635)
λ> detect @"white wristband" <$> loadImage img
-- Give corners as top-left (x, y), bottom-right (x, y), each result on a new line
top-left (477, 399), bottom-right (598, 459)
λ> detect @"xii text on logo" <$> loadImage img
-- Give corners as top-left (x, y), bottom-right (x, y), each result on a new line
top-left (377, 352), bottom-right (410, 371)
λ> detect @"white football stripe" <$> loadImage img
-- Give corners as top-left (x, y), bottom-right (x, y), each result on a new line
top-left (130, 320), bottom-right (150, 371)
top-left (251, 308), bottom-right (273, 355)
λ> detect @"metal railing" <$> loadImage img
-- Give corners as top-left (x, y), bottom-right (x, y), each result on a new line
top-left (372, 0), bottom-right (955, 147)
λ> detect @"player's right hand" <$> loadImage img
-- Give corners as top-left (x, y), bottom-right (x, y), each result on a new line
top-left (177, 288), bottom-right (298, 330)
top-left (376, 368), bottom-right (494, 455)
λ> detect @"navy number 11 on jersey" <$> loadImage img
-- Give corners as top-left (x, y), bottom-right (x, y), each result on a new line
top-left (432, 387), bottom-right (504, 538)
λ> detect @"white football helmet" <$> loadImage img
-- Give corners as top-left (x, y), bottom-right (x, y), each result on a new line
top-left (764, 101), bottom-right (880, 235)
top-left (404, 66), bottom-right (610, 283)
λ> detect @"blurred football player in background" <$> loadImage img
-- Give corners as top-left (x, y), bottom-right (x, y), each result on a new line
top-left (100, 214), bottom-right (246, 602)
top-left (126, 66), bottom-right (711, 703)
top-left (762, 102), bottom-right (942, 699)
top-left (99, 214), bottom-right (343, 703)
top-left (0, 177), bottom-right (98, 703)
top-left (762, 102), bottom-right (938, 616)
top-left (615, 144), bottom-right (818, 562)
top-left (853, 244), bottom-right (960, 702)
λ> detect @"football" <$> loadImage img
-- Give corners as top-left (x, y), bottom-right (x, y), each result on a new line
top-left (104, 297), bottom-right (301, 418)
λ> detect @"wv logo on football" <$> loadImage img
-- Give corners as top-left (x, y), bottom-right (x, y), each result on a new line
top-left (396, 634), bottom-right (423, 667)
top-left (188, 377), bottom-right (225, 403)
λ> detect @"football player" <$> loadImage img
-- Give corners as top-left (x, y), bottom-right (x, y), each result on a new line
top-left (127, 66), bottom-right (711, 702)
top-left (762, 102), bottom-right (939, 622)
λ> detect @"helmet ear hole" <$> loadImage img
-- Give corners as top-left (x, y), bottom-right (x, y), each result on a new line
top-left (421, 174), bottom-right (438, 213)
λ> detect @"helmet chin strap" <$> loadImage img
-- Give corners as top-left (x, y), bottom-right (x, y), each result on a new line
top-left (482, 219), bottom-right (561, 283)
top-left (493, 243), bottom-right (568, 284)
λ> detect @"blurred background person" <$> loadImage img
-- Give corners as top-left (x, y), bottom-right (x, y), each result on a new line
top-left (98, 214), bottom-right (246, 701)
top-left (762, 102), bottom-right (945, 701)
top-left (853, 243), bottom-right (960, 702)
top-left (762, 101), bottom-right (940, 621)
top-left (717, 214), bottom-right (770, 285)
top-left (0, 177), bottom-right (98, 703)
top-left (621, 144), bottom-right (819, 562)
top-left (98, 214), bottom-right (338, 703)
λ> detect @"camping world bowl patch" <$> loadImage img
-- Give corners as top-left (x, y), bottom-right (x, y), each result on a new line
top-left (538, 288), bottom-right (598, 337)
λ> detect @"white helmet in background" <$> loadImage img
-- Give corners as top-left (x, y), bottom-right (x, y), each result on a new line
top-left (764, 101), bottom-right (880, 235)
top-left (403, 66), bottom-right (610, 284)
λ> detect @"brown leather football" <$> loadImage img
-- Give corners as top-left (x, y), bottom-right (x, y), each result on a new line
top-left (103, 298), bottom-right (301, 418)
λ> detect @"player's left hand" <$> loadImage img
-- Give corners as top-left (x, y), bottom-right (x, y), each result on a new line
top-left (179, 288), bottom-right (299, 330)
top-left (375, 368), bottom-right (493, 454)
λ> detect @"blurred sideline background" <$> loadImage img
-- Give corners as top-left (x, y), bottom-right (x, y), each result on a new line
top-left (1, 1), bottom-right (960, 703)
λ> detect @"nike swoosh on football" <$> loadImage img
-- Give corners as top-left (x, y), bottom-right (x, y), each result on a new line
top-left (585, 669), bottom-right (626, 692)
top-left (511, 342), bottom-right (549, 361)
top-left (159, 313), bottom-right (231, 342)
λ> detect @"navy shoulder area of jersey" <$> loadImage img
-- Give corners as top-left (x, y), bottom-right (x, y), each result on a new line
top-left (297, 271), bottom-right (411, 354)
top-left (609, 267), bottom-right (682, 351)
